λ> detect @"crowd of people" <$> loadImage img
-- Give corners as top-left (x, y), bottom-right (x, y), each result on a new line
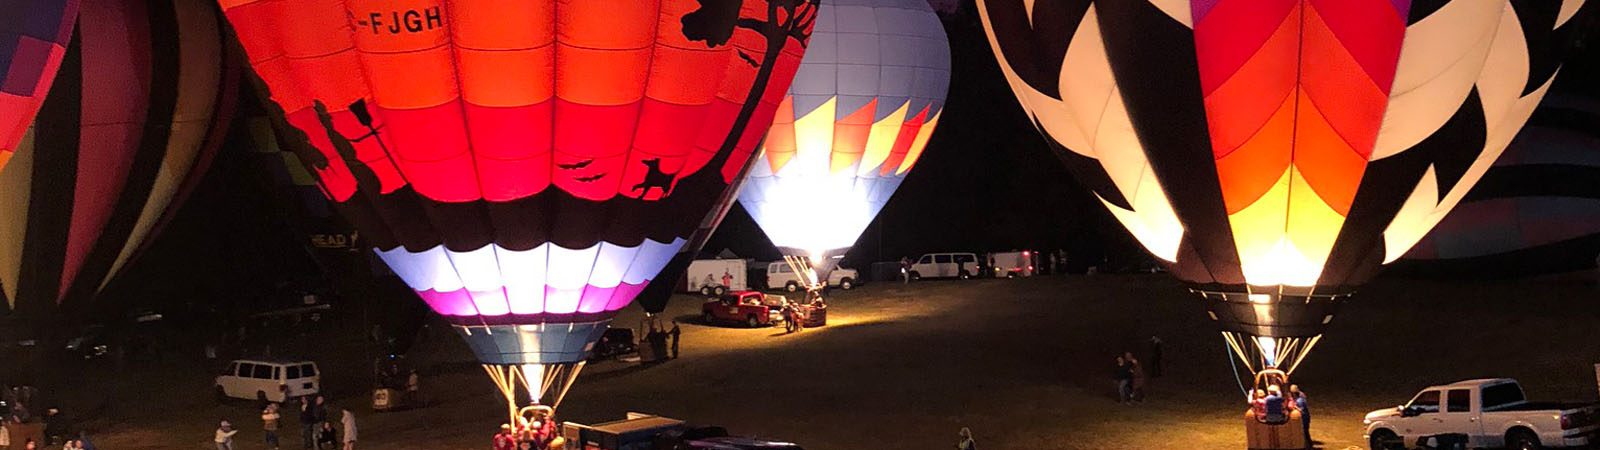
top-left (492, 413), bottom-right (563, 450)
top-left (215, 395), bottom-right (355, 450)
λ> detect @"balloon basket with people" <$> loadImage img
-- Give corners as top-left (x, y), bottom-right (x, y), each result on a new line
top-left (1243, 369), bottom-right (1310, 450)
top-left (494, 405), bottom-right (565, 450)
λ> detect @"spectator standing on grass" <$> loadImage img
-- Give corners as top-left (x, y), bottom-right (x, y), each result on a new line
top-left (956, 427), bottom-right (976, 450)
top-left (900, 257), bottom-right (911, 284)
top-left (23, 438), bottom-right (35, 450)
top-left (73, 432), bottom-right (93, 450)
top-left (299, 397), bottom-right (316, 450)
top-left (1112, 356), bottom-right (1133, 405)
top-left (262, 403), bottom-right (281, 450)
top-left (1147, 336), bottom-right (1163, 377)
top-left (340, 409), bottom-right (356, 450)
top-left (1125, 351), bottom-right (1146, 402)
top-left (214, 421), bottom-right (239, 450)
top-left (405, 370), bottom-right (421, 406)
top-left (668, 321), bottom-right (681, 358)
top-left (312, 396), bottom-right (328, 427)
top-left (1, 417), bottom-right (10, 450)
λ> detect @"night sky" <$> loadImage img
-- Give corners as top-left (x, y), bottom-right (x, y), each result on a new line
top-left (101, 0), bottom-right (1600, 319)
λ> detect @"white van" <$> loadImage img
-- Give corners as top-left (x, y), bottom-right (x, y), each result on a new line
top-left (988, 251), bottom-right (1036, 278)
top-left (908, 253), bottom-right (979, 280)
top-left (686, 259), bottom-right (748, 296)
top-left (215, 359), bottom-right (321, 403)
top-left (766, 262), bottom-right (859, 292)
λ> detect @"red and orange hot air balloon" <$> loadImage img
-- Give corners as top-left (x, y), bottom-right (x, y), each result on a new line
top-left (979, 0), bottom-right (1590, 381)
top-left (221, 0), bottom-right (817, 423)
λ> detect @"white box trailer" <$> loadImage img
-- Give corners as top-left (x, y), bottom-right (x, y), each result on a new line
top-left (687, 259), bottom-right (748, 295)
top-left (987, 251), bottom-right (1036, 278)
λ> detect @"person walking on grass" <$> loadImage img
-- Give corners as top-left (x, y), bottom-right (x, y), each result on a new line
top-left (340, 409), bottom-right (356, 450)
top-left (1113, 356), bottom-right (1133, 405)
top-left (262, 403), bottom-right (281, 450)
top-left (956, 427), bottom-right (976, 450)
top-left (214, 420), bottom-right (239, 450)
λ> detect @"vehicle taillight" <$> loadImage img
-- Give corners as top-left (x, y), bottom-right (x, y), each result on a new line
top-left (1561, 415), bottom-right (1572, 429)
top-left (1027, 266), bottom-right (1034, 271)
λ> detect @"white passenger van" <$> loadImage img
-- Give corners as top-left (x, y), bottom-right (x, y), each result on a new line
top-left (908, 253), bottom-right (979, 280)
top-left (215, 359), bottom-right (321, 403)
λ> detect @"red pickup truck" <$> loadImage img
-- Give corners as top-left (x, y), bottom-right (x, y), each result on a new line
top-left (702, 291), bottom-right (785, 327)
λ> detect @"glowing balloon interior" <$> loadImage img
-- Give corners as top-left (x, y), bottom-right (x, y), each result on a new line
top-left (978, 0), bottom-right (1588, 376)
top-left (739, 0), bottom-right (951, 265)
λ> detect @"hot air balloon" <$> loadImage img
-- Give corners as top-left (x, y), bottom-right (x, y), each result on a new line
top-left (977, 0), bottom-right (1589, 384)
top-left (1399, 94), bottom-right (1600, 279)
top-left (220, 0), bottom-right (817, 425)
top-left (737, 0), bottom-right (950, 293)
top-left (0, 0), bottom-right (235, 355)
top-left (0, 0), bottom-right (79, 174)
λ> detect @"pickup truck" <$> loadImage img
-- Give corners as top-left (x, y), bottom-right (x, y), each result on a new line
top-left (1364, 378), bottom-right (1598, 450)
top-left (702, 291), bottom-right (785, 328)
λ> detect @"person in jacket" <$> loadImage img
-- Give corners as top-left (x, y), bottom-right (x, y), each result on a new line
top-left (262, 404), bottom-right (281, 450)
top-left (315, 422), bottom-right (336, 450)
top-left (214, 421), bottom-right (239, 450)
top-left (1291, 385), bottom-right (1311, 443)
top-left (1125, 351), bottom-right (1146, 402)
top-left (1112, 356), bottom-right (1133, 405)
top-left (299, 397), bottom-right (317, 450)
top-left (339, 410), bottom-right (356, 450)
top-left (492, 424), bottom-right (515, 450)
top-left (1262, 386), bottom-right (1288, 424)
top-left (1249, 389), bottom-right (1268, 420)
top-left (2, 418), bottom-right (10, 450)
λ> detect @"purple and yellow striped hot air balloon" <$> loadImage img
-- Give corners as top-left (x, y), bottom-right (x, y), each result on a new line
top-left (0, 0), bottom-right (79, 173)
top-left (737, 0), bottom-right (950, 285)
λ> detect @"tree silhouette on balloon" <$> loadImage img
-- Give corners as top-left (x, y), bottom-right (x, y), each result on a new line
top-left (681, 0), bottom-right (818, 178)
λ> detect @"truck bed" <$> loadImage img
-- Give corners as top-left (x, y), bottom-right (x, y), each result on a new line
top-left (1490, 402), bottom-right (1599, 413)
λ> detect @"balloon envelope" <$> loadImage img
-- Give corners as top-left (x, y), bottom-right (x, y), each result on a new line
top-left (222, 0), bottom-right (816, 367)
top-left (0, 0), bottom-right (79, 173)
top-left (977, 0), bottom-right (1586, 341)
top-left (1399, 95), bottom-right (1600, 279)
top-left (0, 0), bottom-right (234, 317)
top-left (739, 0), bottom-right (950, 259)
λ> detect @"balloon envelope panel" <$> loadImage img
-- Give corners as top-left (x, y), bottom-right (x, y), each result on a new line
top-left (0, 0), bottom-right (231, 314)
top-left (0, 0), bottom-right (79, 173)
top-left (739, 0), bottom-right (950, 256)
top-left (1400, 95), bottom-right (1600, 277)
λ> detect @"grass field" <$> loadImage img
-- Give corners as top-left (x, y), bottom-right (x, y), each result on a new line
top-left (59, 273), bottom-right (1600, 450)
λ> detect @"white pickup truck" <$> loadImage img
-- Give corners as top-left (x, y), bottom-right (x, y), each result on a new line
top-left (1364, 378), bottom-right (1598, 450)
